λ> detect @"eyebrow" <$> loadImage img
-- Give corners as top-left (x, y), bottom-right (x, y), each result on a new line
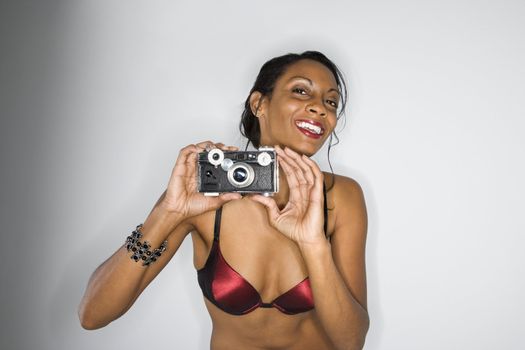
top-left (287, 75), bottom-right (341, 96)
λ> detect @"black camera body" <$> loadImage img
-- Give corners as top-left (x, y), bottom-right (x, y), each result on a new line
top-left (197, 147), bottom-right (279, 196)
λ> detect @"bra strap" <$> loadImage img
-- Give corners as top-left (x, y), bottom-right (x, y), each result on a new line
top-left (323, 182), bottom-right (328, 237)
top-left (213, 207), bottom-right (223, 241)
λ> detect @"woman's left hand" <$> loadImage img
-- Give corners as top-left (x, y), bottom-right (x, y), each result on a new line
top-left (250, 146), bottom-right (326, 246)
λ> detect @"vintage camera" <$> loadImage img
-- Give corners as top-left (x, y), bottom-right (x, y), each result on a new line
top-left (197, 147), bottom-right (279, 196)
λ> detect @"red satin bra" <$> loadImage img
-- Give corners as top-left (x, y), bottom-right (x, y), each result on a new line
top-left (197, 186), bottom-right (328, 316)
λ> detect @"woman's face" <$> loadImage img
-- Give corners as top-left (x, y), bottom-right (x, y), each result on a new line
top-left (254, 59), bottom-right (340, 156)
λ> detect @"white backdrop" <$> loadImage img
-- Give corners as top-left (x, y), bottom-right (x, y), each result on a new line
top-left (1, 0), bottom-right (525, 349)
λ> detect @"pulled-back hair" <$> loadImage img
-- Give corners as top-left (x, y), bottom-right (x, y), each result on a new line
top-left (239, 51), bottom-right (347, 150)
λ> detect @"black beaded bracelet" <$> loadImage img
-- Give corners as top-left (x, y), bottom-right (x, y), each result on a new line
top-left (125, 224), bottom-right (168, 266)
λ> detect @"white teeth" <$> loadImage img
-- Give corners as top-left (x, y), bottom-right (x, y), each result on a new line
top-left (296, 121), bottom-right (323, 135)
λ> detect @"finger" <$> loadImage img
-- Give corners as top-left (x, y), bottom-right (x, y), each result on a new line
top-left (193, 141), bottom-right (238, 152)
top-left (281, 149), bottom-right (309, 202)
top-left (284, 147), bottom-right (315, 188)
top-left (209, 142), bottom-right (232, 151)
top-left (278, 155), bottom-right (304, 203)
top-left (195, 140), bottom-right (214, 147)
top-left (187, 192), bottom-right (241, 216)
top-left (284, 152), bottom-right (315, 188)
top-left (301, 155), bottom-right (324, 203)
top-left (220, 192), bottom-right (242, 201)
top-left (274, 145), bottom-right (285, 156)
top-left (213, 192), bottom-right (242, 206)
top-left (195, 140), bottom-right (215, 151)
top-left (216, 143), bottom-right (239, 151)
top-left (213, 142), bottom-right (227, 153)
top-left (172, 145), bottom-right (198, 176)
top-left (166, 146), bottom-right (199, 196)
top-left (249, 194), bottom-right (281, 223)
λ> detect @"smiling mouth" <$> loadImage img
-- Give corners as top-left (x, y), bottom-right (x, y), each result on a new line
top-left (295, 120), bottom-right (325, 138)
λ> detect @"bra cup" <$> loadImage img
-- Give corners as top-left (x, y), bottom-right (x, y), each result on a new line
top-left (197, 241), bottom-right (219, 306)
top-left (272, 278), bottom-right (315, 315)
top-left (211, 247), bottom-right (262, 315)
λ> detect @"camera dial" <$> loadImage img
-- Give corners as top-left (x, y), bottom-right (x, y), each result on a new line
top-left (207, 148), bottom-right (224, 166)
top-left (257, 152), bottom-right (272, 166)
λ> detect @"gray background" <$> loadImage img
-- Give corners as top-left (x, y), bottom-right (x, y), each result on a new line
top-left (1, 0), bottom-right (524, 349)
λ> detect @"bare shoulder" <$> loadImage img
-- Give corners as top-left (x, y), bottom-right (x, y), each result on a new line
top-left (322, 172), bottom-right (366, 207)
top-left (322, 171), bottom-right (367, 235)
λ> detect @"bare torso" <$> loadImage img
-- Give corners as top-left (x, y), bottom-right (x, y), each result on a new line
top-left (188, 174), bottom-right (337, 349)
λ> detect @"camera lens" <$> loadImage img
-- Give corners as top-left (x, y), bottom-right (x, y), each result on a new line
top-left (212, 153), bottom-right (220, 161)
top-left (232, 168), bottom-right (248, 182)
top-left (227, 163), bottom-right (254, 188)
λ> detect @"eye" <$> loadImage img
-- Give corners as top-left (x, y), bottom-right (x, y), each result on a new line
top-left (326, 99), bottom-right (338, 108)
top-left (292, 87), bottom-right (308, 95)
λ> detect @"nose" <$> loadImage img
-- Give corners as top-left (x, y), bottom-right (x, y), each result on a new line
top-left (306, 103), bottom-right (327, 118)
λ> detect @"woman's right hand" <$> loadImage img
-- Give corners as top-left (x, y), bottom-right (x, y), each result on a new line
top-left (160, 141), bottom-right (242, 219)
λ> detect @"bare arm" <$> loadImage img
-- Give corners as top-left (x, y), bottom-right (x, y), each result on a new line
top-left (78, 192), bottom-right (190, 330)
top-left (78, 142), bottom-right (241, 330)
top-left (300, 176), bottom-right (369, 350)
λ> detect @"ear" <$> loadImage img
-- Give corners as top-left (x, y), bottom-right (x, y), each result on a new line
top-left (249, 91), bottom-right (267, 117)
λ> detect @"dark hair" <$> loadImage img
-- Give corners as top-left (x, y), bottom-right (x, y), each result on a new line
top-left (239, 51), bottom-right (348, 187)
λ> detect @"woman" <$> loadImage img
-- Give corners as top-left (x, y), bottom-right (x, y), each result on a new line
top-left (78, 51), bottom-right (370, 350)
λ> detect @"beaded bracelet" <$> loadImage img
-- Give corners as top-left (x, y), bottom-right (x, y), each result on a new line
top-left (125, 224), bottom-right (168, 266)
